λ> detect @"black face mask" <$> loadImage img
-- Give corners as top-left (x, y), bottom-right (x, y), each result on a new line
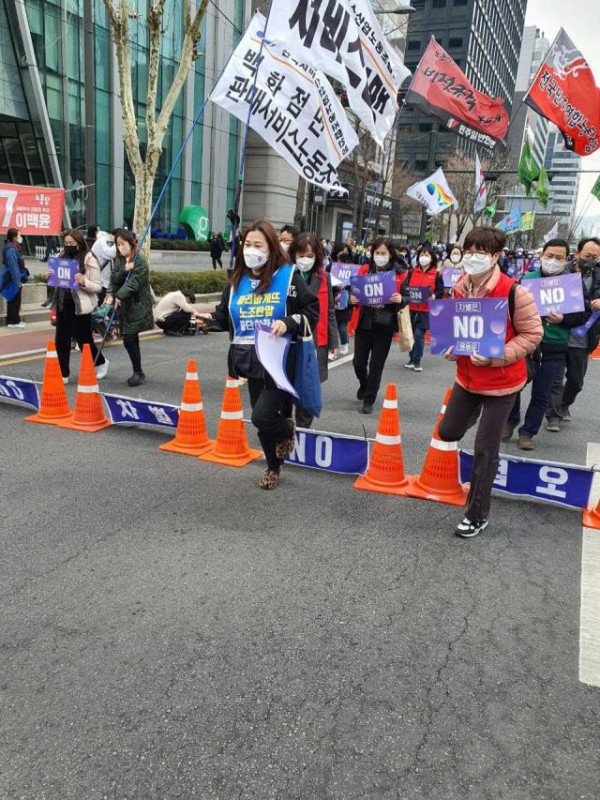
top-left (578, 258), bottom-right (599, 273)
top-left (63, 245), bottom-right (79, 257)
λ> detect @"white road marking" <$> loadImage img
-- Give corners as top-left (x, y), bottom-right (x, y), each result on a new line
top-left (580, 442), bottom-right (600, 687)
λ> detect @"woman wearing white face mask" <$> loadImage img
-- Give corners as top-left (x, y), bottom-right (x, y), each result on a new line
top-left (199, 221), bottom-right (319, 489)
top-left (350, 238), bottom-right (408, 413)
top-left (439, 227), bottom-right (543, 539)
top-left (1, 228), bottom-right (27, 328)
top-left (441, 245), bottom-right (464, 271)
top-left (110, 231), bottom-right (154, 387)
top-left (406, 243), bottom-right (444, 372)
top-left (288, 233), bottom-right (339, 429)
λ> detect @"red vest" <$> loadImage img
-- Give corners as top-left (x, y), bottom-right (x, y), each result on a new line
top-left (409, 266), bottom-right (438, 312)
top-left (455, 272), bottom-right (527, 393)
top-left (314, 270), bottom-right (329, 348)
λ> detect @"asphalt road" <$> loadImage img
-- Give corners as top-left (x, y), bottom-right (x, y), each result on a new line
top-left (1, 333), bottom-right (599, 799)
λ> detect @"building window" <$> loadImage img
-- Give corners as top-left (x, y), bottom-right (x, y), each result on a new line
top-left (407, 40), bottom-right (421, 52)
top-left (449, 37), bottom-right (463, 49)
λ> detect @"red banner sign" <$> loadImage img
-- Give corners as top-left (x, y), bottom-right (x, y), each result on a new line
top-left (0, 183), bottom-right (65, 235)
top-left (406, 39), bottom-right (509, 149)
top-left (524, 29), bottom-right (600, 157)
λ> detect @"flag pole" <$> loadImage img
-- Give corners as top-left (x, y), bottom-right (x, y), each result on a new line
top-left (361, 108), bottom-right (402, 247)
top-left (229, 9), bottom-right (274, 267)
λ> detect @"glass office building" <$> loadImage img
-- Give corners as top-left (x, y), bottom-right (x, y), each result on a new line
top-left (0, 0), bottom-right (247, 233)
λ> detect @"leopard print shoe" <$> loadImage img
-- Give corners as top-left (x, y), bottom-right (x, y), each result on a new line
top-left (258, 468), bottom-right (280, 490)
top-left (275, 419), bottom-right (297, 460)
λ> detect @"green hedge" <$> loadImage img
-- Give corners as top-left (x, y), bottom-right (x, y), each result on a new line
top-left (33, 270), bottom-right (229, 296)
top-left (150, 239), bottom-right (213, 251)
top-left (149, 270), bottom-right (229, 296)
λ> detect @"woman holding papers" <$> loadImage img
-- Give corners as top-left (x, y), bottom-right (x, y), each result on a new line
top-left (289, 233), bottom-right (339, 429)
top-left (405, 243), bottom-right (444, 372)
top-left (198, 220), bottom-right (319, 490)
top-left (439, 227), bottom-right (543, 539)
top-left (350, 238), bottom-right (408, 415)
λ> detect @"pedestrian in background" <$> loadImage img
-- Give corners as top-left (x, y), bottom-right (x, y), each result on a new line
top-left (1, 228), bottom-right (27, 328)
top-left (210, 233), bottom-right (225, 270)
top-left (405, 243), bottom-right (444, 373)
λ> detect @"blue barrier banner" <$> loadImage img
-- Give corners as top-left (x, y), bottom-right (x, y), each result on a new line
top-left (103, 393), bottom-right (179, 429)
top-left (0, 375), bottom-right (40, 410)
top-left (460, 450), bottom-right (594, 510)
top-left (286, 429), bottom-right (369, 475)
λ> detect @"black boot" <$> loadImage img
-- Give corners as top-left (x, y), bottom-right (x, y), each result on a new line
top-left (127, 371), bottom-right (145, 387)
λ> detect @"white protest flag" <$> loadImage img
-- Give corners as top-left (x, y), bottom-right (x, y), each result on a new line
top-left (543, 220), bottom-right (559, 243)
top-left (406, 167), bottom-right (459, 216)
top-left (210, 13), bottom-right (358, 193)
top-left (474, 152), bottom-right (487, 213)
top-left (268, 0), bottom-right (411, 146)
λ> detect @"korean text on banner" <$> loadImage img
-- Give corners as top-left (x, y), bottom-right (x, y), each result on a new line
top-left (524, 28), bottom-right (600, 157)
top-left (268, 0), bottom-right (411, 147)
top-left (0, 376), bottom-right (40, 410)
top-left (406, 39), bottom-right (509, 150)
top-left (524, 273), bottom-right (585, 317)
top-left (0, 183), bottom-right (65, 235)
top-left (103, 394), bottom-right (179, 429)
top-left (428, 297), bottom-right (508, 359)
top-left (210, 13), bottom-right (358, 193)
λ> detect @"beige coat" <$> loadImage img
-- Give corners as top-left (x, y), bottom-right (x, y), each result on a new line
top-left (73, 252), bottom-right (102, 315)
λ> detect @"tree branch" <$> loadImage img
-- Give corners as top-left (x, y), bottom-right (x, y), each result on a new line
top-left (146, 0), bottom-right (167, 147)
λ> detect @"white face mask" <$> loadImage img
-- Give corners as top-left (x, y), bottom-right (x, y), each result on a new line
top-left (296, 256), bottom-right (315, 272)
top-left (373, 254), bottom-right (389, 269)
top-left (280, 242), bottom-right (290, 252)
top-left (244, 248), bottom-right (268, 270)
top-left (450, 253), bottom-right (462, 264)
top-left (463, 252), bottom-right (493, 276)
top-left (541, 258), bottom-right (565, 276)
top-left (15, 235), bottom-right (23, 244)
top-left (419, 255), bottom-right (432, 268)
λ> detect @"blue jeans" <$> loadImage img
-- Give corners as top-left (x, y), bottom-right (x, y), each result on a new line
top-left (337, 319), bottom-right (349, 346)
top-left (509, 359), bottom-right (563, 437)
top-left (409, 323), bottom-right (426, 365)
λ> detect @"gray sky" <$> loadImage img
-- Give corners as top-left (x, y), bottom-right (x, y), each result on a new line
top-left (525, 0), bottom-right (600, 219)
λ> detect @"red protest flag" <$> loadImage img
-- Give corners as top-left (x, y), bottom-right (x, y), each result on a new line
top-left (406, 38), bottom-right (509, 150)
top-left (524, 29), bottom-right (600, 157)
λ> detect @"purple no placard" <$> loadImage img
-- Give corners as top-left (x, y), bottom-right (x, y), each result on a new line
top-left (523, 272), bottom-right (585, 316)
top-left (442, 268), bottom-right (463, 289)
top-left (330, 262), bottom-right (361, 286)
top-left (47, 257), bottom-right (80, 290)
top-left (429, 297), bottom-right (509, 359)
top-left (350, 271), bottom-right (397, 306)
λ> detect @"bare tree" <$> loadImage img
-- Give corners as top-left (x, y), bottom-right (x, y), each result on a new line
top-left (103, 0), bottom-right (209, 254)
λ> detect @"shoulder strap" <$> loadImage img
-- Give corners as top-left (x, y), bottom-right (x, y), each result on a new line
top-left (508, 281), bottom-right (517, 326)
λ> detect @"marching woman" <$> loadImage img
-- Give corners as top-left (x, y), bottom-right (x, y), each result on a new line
top-left (405, 242), bottom-right (444, 372)
top-left (289, 233), bottom-right (339, 428)
top-left (110, 230), bottom-right (154, 387)
top-left (350, 238), bottom-right (408, 414)
top-left (47, 229), bottom-right (108, 382)
top-left (439, 227), bottom-right (543, 539)
top-left (199, 220), bottom-right (319, 490)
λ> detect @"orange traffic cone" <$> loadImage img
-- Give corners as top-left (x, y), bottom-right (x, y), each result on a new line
top-left (199, 377), bottom-right (262, 467)
top-left (425, 330), bottom-right (431, 346)
top-left (583, 501), bottom-right (600, 529)
top-left (354, 383), bottom-right (415, 496)
top-left (160, 360), bottom-right (213, 456)
top-left (58, 344), bottom-right (111, 432)
top-left (25, 340), bottom-right (73, 426)
top-left (406, 388), bottom-right (468, 507)
top-left (591, 342), bottom-right (600, 360)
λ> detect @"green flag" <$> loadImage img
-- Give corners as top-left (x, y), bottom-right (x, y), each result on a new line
top-left (592, 175), bottom-right (600, 201)
top-left (536, 167), bottom-right (549, 209)
top-left (520, 211), bottom-right (536, 231)
top-left (483, 199), bottom-right (497, 218)
top-left (518, 139), bottom-right (540, 196)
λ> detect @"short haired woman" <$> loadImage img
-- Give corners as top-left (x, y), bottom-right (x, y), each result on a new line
top-left (199, 220), bottom-right (319, 489)
top-left (406, 242), bottom-right (444, 372)
top-left (439, 227), bottom-right (543, 538)
top-left (111, 230), bottom-right (154, 386)
top-left (1, 228), bottom-right (26, 328)
top-left (46, 229), bottom-right (107, 382)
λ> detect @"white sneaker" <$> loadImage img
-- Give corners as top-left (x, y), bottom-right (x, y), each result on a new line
top-left (62, 376), bottom-right (69, 385)
top-left (328, 352), bottom-right (336, 362)
top-left (7, 322), bottom-right (26, 329)
top-left (339, 344), bottom-right (349, 356)
top-left (96, 358), bottom-right (109, 380)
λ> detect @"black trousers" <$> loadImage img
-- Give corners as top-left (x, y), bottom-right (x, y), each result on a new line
top-left (6, 291), bottom-right (22, 325)
top-left (439, 383), bottom-right (517, 523)
top-left (123, 333), bottom-right (142, 373)
top-left (55, 296), bottom-right (105, 377)
top-left (248, 375), bottom-right (293, 471)
top-left (561, 347), bottom-right (589, 410)
top-left (211, 256), bottom-right (222, 270)
top-left (353, 327), bottom-right (394, 405)
top-left (156, 310), bottom-right (191, 334)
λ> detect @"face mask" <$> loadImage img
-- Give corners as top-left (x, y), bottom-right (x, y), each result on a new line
top-left (280, 242), bottom-right (290, 252)
top-left (64, 245), bottom-right (78, 257)
top-left (373, 254), bottom-right (389, 269)
top-left (419, 256), bottom-right (432, 268)
top-left (244, 248), bottom-right (268, 270)
top-left (463, 252), bottom-right (493, 276)
top-left (15, 235), bottom-right (23, 244)
top-left (118, 245), bottom-right (132, 257)
top-left (541, 258), bottom-right (565, 276)
top-left (578, 258), bottom-right (597, 273)
top-left (296, 256), bottom-right (315, 272)
top-left (450, 253), bottom-right (462, 264)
